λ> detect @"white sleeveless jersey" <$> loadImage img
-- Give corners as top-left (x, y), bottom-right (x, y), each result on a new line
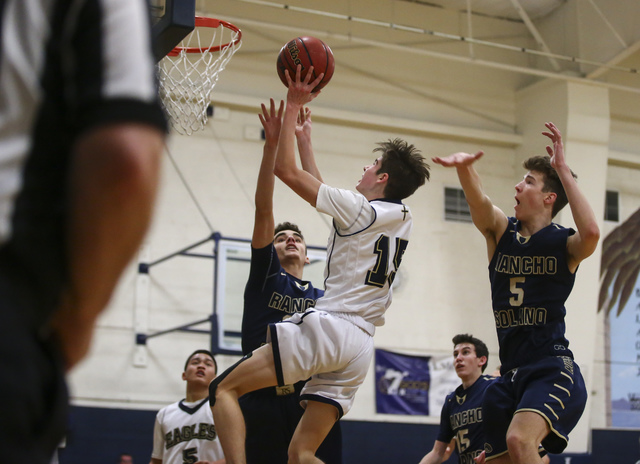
top-left (314, 184), bottom-right (413, 333)
top-left (151, 397), bottom-right (224, 463)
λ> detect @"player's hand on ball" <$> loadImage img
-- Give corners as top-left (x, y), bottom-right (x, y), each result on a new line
top-left (285, 65), bottom-right (324, 106)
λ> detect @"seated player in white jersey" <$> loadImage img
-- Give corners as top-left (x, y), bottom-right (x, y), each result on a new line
top-left (209, 65), bottom-right (431, 464)
top-left (150, 350), bottom-right (225, 464)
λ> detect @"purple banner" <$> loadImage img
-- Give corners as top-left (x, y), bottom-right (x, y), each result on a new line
top-left (375, 348), bottom-right (431, 415)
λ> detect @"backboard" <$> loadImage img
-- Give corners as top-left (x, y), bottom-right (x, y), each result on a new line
top-left (150, 0), bottom-right (195, 61)
top-left (215, 239), bottom-right (327, 353)
top-left (135, 234), bottom-right (327, 356)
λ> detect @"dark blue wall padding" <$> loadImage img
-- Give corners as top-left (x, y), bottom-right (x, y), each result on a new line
top-left (58, 406), bottom-right (636, 464)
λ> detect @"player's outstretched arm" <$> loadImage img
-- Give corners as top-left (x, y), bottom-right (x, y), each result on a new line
top-left (433, 151), bottom-right (508, 259)
top-left (253, 99), bottom-right (284, 249)
top-left (295, 107), bottom-right (323, 182)
top-left (542, 122), bottom-right (600, 272)
top-left (274, 65), bottom-right (324, 207)
top-left (418, 439), bottom-right (450, 464)
top-left (53, 123), bottom-right (163, 370)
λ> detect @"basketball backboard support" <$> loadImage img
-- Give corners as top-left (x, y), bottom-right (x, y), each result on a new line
top-left (150, 0), bottom-right (195, 61)
top-left (214, 238), bottom-right (327, 353)
top-left (134, 233), bottom-right (327, 357)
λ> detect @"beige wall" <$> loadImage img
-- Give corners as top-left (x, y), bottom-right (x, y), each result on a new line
top-left (68, 42), bottom-right (640, 453)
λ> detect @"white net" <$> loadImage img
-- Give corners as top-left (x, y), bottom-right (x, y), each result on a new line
top-left (157, 18), bottom-right (241, 135)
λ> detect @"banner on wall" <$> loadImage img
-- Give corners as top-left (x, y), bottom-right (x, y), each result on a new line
top-left (608, 281), bottom-right (640, 427)
top-left (374, 348), bottom-right (459, 416)
top-left (600, 207), bottom-right (640, 428)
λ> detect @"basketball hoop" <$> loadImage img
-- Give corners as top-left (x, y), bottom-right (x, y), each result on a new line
top-left (158, 17), bottom-right (242, 135)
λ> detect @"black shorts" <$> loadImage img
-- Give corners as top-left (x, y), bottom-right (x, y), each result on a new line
top-left (0, 279), bottom-right (68, 464)
top-left (240, 384), bottom-right (342, 464)
top-left (483, 356), bottom-right (587, 459)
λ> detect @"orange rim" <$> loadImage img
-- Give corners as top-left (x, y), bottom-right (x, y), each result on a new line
top-left (167, 17), bottom-right (242, 56)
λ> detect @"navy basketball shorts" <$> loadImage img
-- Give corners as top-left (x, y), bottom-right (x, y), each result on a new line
top-left (240, 387), bottom-right (343, 464)
top-left (482, 356), bottom-right (587, 460)
top-left (240, 388), bottom-right (303, 464)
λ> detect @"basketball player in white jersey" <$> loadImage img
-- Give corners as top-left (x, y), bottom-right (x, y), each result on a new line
top-left (209, 65), bottom-right (430, 464)
top-left (150, 350), bottom-right (224, 464)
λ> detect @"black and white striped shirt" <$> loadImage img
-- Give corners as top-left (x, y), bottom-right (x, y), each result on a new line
top-left (0, 0), bottom-right (166, 318)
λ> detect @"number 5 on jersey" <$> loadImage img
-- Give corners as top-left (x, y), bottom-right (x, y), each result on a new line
top-left (509, 277), bottom-right (525, 306)
top-left (183, 448), bottom-right (197, 464)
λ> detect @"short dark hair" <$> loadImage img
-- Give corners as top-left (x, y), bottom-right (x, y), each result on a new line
top-left (523, 155), bottom-right (577, 218)
top-left (374, 138), bottom-right (430, 200)
top-left (274, 221), bottom-right (307, 255)
top-left (274, 222), bottom-right (304, 240)
top-left (184, 349), bottom-right (217, 373)
top-left (452, 333), bottom-right (489, 372)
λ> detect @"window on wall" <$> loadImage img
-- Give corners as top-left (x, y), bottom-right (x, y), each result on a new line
top-left (604, 190), bottom-right (619, 222)
top-left (444, 187), bottom-right (472, 222)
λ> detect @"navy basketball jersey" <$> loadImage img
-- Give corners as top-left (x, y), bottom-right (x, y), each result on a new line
top-left (437, 375), bottom-right (496, 464)
top-left (489, 218), bottom-right (576, 372)
top-left (242, 244), bottom-right (324, 354)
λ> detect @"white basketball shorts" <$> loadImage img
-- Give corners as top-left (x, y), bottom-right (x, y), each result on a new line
top-left (267, 310), bottom-right (373, 417)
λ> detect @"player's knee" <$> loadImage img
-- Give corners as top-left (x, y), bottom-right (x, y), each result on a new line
top-left (505, 429), bottom-right (533, 456)
top-left (208, 352), bottom-right (252, 407)
top-left (208, 375), bottom-right (224, 406)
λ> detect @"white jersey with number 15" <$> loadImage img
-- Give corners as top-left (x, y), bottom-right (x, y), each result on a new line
top-left (314, 184), bottom-right (412, 332)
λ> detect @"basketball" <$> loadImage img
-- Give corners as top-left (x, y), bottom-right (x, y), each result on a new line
top-left (277, 36), bottom-right (335, 92)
